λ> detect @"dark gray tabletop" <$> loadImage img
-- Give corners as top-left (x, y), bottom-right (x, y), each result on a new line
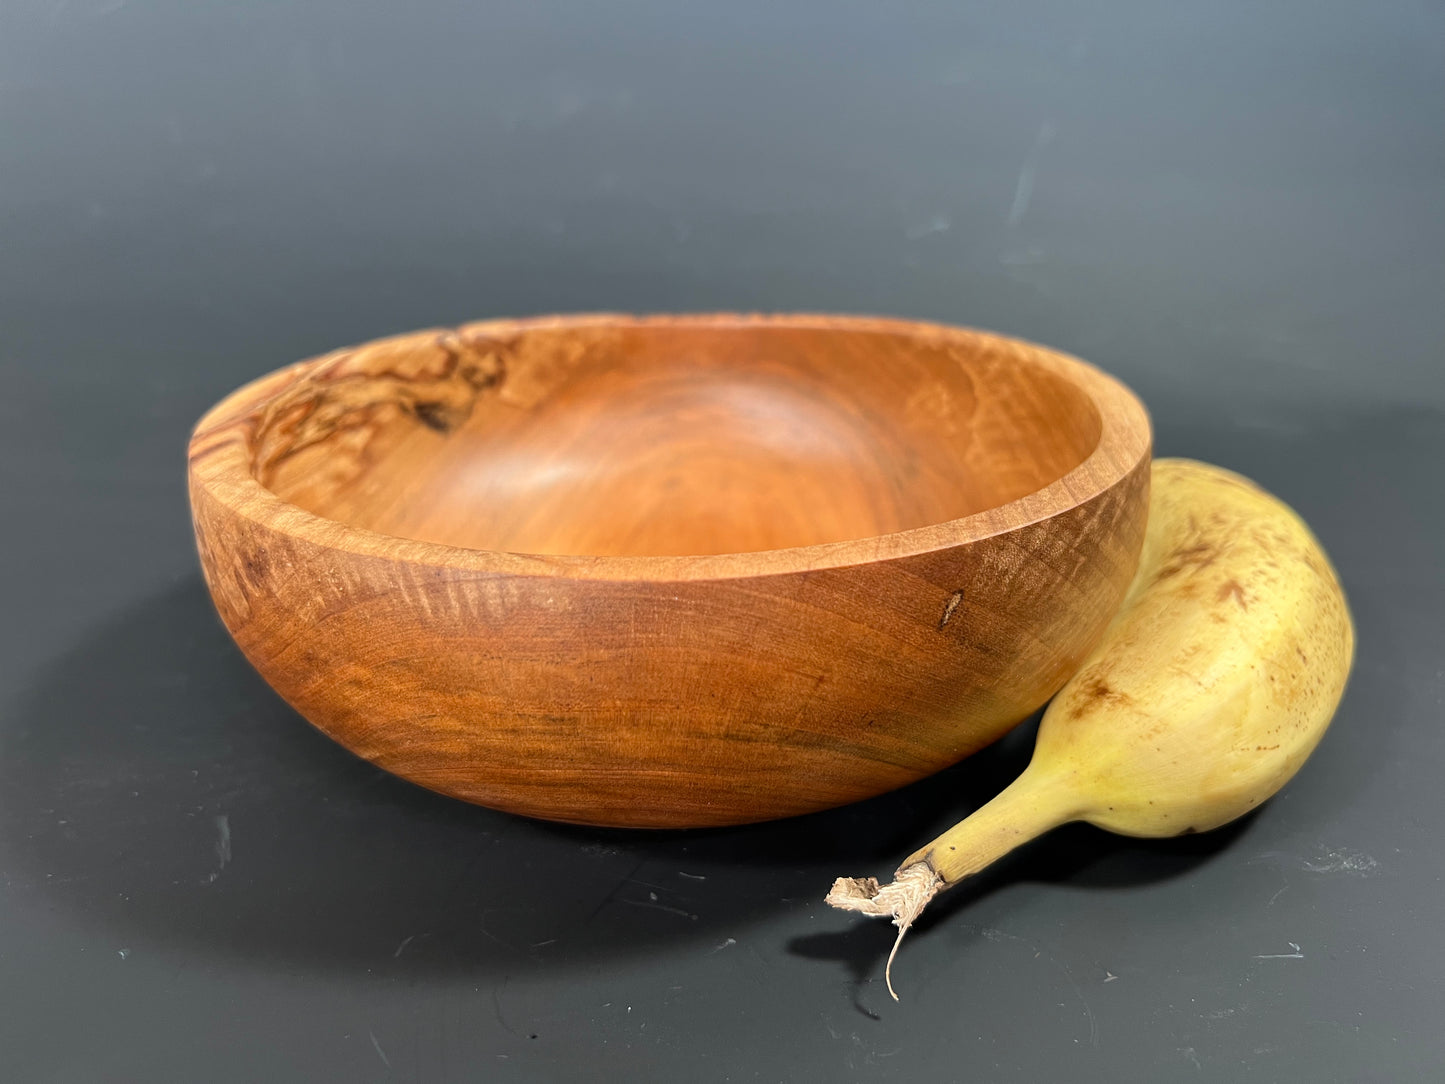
top-left (2, 2), bottom-right (1442, 1080)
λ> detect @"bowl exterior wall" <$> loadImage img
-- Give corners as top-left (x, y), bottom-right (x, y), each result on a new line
top-left (189, 459), bottom-right (1148, 827)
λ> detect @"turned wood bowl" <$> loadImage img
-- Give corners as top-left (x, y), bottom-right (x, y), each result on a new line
top-left (188, 314), bottom-right (1151, 827)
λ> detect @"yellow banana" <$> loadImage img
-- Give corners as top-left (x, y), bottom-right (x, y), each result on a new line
top-left (827, 458), bottom-right (1355, 999)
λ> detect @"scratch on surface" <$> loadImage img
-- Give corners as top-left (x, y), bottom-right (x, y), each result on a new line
top-left (1267, 885), bottom-right (1289, 907)
top-left (1254, 942), bottom-right (1303, 960)
top-left (709, 937), bottom-right (737, 954)
top-left (477, 908), bottom-right (523, 950)
top-left (980, 927), bottom-right (1097, 1046)
top-left (369, 1030), bottom-right (391, 1069)
top-left (393, 934), bottom-right (418, 958)
top-left (1064, 963), bottom-right (1099, 1047)
top-left (215, 814), bottom-right (231, 866)
top-left (1302, 849), bottom-right (1379, 876)
top-left (492, 979), bottom-right (521, 1037)
top-left (1007, 164), bottom-right (1036, 228)
top-left (579, 842), bottom-right (623, 858)
top-left (619, 897), bottom-right (697, 921)
top-left (585, 857), bottom-right (647, 923)
top-left (905, 213), bottom-right (951, 240)
top-left (1252, 847), bottom-right (1380, 877)
top-left (678, 871), bottom-right (707, 881)
top-left (938, 590), bottom-right (964, 629)
top-left (51, 0), bottom-right (128, 23)
top-left (1007, 121), bottom-right (1056, 227)
top-left (1182, 1047), bottom-right (1202, 1071)
top-left (205, 814), bottom-right (231, 884)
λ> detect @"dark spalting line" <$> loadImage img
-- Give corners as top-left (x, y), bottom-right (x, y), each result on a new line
top-left (409, 399), bottom-right (456, 433)
top-left (438, 329), bottom-right (513, 391)
top-left (246, 329), bottom-right (510, 482)
top-left (254, 402), bottom-right (378, 481)
top-left (186, 427), bottom-right (245, 466)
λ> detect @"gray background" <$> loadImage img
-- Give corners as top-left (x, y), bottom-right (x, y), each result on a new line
top-left (1, 1), bottom-right (1442, 1080)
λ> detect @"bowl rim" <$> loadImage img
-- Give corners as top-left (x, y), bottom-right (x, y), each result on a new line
top-left (188, 312), bottom-right (1152, 583)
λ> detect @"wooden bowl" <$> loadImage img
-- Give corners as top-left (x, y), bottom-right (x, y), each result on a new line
top-left (188, 314), bottom-right (1151, 827)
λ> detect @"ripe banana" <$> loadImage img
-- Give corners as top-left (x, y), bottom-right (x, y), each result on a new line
top-left (827, 458), bottom-right (1355, 999)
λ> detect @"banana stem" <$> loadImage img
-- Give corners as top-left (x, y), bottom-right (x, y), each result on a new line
top-left (826, 769), bottom-right (1078, 999)
top-left (905, 768), bottom-right (1079, 884)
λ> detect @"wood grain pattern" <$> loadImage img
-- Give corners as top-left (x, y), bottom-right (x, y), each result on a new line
top-left (188, 313), bottom-right (1152, 827)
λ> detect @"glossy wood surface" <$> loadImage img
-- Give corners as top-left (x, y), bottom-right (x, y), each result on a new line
top-left (188, 314), bottom-right (1152, 827)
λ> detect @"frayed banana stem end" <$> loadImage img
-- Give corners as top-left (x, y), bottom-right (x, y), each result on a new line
top-left (825, 862), bottom-right (943, 1000)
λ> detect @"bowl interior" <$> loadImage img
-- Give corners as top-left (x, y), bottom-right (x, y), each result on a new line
top-left (249, 319), bottom-right (1102, 557)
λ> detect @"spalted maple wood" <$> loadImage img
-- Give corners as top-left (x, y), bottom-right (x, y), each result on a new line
top-left (188, 314), bottom-right (1152, 827)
